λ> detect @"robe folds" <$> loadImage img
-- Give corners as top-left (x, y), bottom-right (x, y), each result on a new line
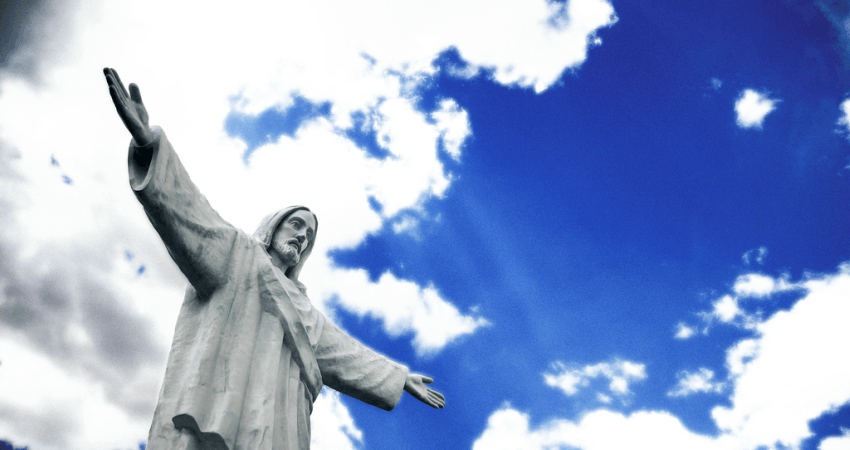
top-left (130, 127), bottom-right (409, 450)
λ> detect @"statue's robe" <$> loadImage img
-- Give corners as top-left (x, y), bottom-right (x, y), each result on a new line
top-left (129, 128), bottom-right (408, 450)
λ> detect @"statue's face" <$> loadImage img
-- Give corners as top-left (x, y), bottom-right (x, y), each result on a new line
top-left (270, 209), bottom-right (316, 268)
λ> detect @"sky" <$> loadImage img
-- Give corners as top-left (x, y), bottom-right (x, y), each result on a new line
top-left (0, 0), bottom-right (849, 449)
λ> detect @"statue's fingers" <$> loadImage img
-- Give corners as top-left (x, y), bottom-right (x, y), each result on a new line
top-left (105, 74), bottom-right (127, 102)
top-left (421, 376), bottom-right (433, 384)
top-left (428, 389), bottom-right (445, 401)
top-left (429, 394), bottom-right (445, 408)
top-left (109, 85), bottom-right (127, 111)
top-left (111, 68), bottom-right (130, 97)
top-left (129, 83), bottom-right (144, 105)
top-left (428, 391), bottom-right (445, 403)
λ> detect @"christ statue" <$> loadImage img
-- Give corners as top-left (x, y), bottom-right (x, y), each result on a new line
top-left (103, 68), bottom-right (445, 450)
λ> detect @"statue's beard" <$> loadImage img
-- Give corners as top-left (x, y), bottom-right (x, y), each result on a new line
top-left (273, 240), bottom-right (301, 267)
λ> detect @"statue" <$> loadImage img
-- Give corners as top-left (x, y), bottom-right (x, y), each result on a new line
top-left (103, 68), bottom-right (444, 450)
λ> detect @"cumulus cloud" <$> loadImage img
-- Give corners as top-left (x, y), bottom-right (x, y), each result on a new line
top-left (472, 407), bottom-right (724, 450)
top-left (699, 270), bottom-right (800, 331)
top-left (475, 262), bottom-right (850, 450)
top-left (0, 338), bottom-right (150, 450)
top-left (711, 294), bottom-right (743, 324)
top-left (544, 359), bottom-right (647, 398)
top-left (725, 339), bottom-right (759, 377)
top-left (668, 368), bottom-right (724, 397)
top-left (310, 391), bottom-right (363, 450)
top-left (312, 255), bottom-right (490, 355)
top-left (819, 430), bottom-right (850, 450)
top-left (712, 263), bottom-right (850, 449)
top-left (733, 273), bottom-right (793, 298)
top-left (836, 99), bottom-right (850, 147)
top-left (674, 322), bottom-right (696, 339)
top-left (431, 99), bottom-right (470, 161)
top-left (0, 1), bottom-right (617, 448)
top-left (735, 89), bottom-right (778, 129)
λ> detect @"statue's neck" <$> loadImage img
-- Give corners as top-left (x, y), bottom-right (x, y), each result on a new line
top-left (268, 251), bottom-right (294, 275)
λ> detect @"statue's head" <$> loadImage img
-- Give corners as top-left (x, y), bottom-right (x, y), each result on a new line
top-left (253, 206), bottom-right (319, 290)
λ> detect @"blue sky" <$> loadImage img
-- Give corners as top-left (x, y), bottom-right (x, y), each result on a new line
top-left (0, 1), bottom-right (849, 450)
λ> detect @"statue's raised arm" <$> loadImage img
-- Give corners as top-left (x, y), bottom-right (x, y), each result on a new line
top-left (103, 67), bottom-right (235, 298)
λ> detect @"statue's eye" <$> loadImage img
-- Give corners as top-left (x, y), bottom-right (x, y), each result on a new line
top-left (291, 221), bottom-right (301, 229)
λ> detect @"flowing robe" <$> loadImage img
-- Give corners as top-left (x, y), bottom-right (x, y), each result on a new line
top-left (130, 127), bottom-right (408, 450)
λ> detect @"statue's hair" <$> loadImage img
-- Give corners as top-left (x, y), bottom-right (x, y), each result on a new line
top-left (252, 206), bottom-right (319, 292)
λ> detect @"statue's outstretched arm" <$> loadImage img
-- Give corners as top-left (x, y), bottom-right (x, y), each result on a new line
top-left (404, 374), bottom-right (445, 409)
top-left (104, 67), bottom-right (236, 296)
top-left (104, 67), bottom-right (153, 146)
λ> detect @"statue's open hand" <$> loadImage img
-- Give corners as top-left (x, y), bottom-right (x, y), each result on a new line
top-left (103, 67), bottom-right (153, 146)
top-left (404, 374), bottom-right (445, 409)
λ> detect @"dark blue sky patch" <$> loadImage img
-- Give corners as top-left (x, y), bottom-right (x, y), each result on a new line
top-left (225, 95), bottom-right (332, 162)
top-left (328, 231), bottom-right (401, 283)
top-left (0, 440), bottom-right (28, 450)
top-left (802, 404), bottom-right (850, 450)
top-left (367, 196), bottom-right (383, 215)
top-left (342, 110), bottom-right (392, 160)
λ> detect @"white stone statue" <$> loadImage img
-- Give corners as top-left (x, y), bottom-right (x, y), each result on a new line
top-left (104, 68), bottom-right (445, 450)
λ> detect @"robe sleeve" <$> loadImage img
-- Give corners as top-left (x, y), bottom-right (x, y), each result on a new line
top-left (128, 126), bottom-right (238, 298)
top-left (315, 319), bottom-right (409, 411)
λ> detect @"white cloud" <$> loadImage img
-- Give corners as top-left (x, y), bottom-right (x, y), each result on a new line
top-left (391, 215), bottom-right (421, 235)
top-left (472, 407), bottom-right (725, 450)
top-left (820, 430), bottom-right (850, 450)
top-left (712, 294), bottom-right (741, 323)
top-left (674, 322), bottom-right (696, 339)
top-left (712, 263), bottom-right (850, 449)
top-left (698, 271), bottom-right (801, 335)
top-left (431, 99), bottom-right (470, 161)
top-left (544, 359), bottom-right (647, 397)
top-left (475, 263), bottom-right (850, 450)
top-left (725, 339), bottom-right (759, 377)
top-left (438, 0), bottom-right (618, 92)
top-left (837, 98), bottom-right (850, 137)
top-left (310, 391), bottom-right (363, 450)
top-left (733, 273), bottom-right (793, 298)
top-left (0, 337), bottom-right (150, 450)
top-left (311, 255), bottom-right (490, 355)
top-left (668, 368), bottom-right (724, 397)
top-left (735, 89), bottom-right (778, 129)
